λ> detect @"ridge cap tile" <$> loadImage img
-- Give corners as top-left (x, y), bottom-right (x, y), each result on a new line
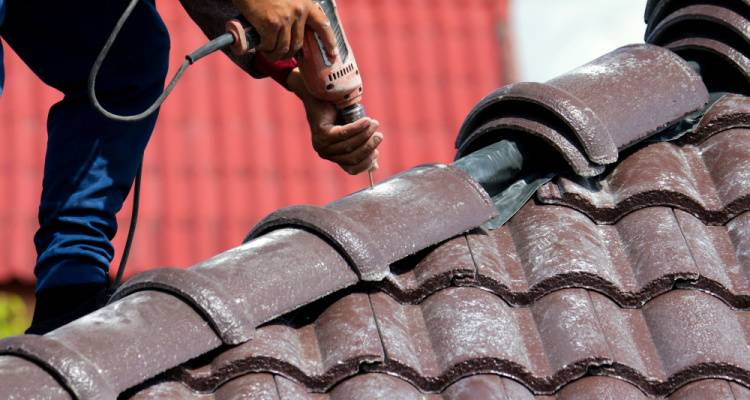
top-left (0, 335), bottom-right (116, 400)
top-left (109, 267), bottom-right (253, 344)
top-left (456, 44), bottom-right (708, 177)
top-left (245, 164), bottom-right (496, 282)
top-left (645, 3), bottom-right (750, 92)
top-left (646, 3), bottom-right (750, 45)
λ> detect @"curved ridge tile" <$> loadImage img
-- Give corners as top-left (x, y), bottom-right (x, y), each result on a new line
top-left (247, 165), bottom-right (496, 282)
top-left (668, 37), bottom-right (750, 90)
top-left (536, 127), bottom-right (750, 225)
top-left (546, 44), bottom-right (706, 151)
top-left (49, 291), bottom-right (222, 395)
top-left (167, 287), bottom-right (750, 396)
top-left (456, 45), bottom-right (707, 176)
top-left (110, 229), bottom-right (357, 348)
top-left (457, 111), bottom-right (605, 177)
top-left (0, 335), bottom-right (115, 400)
top-left (645, 2), bottom-right (750, 93)
top-left (247, 205), bottom-right (387, 281)
top-left (110, 267), bottom-right (253, 345)
top-left (647, 4), bottom-right (750, 47)
top-left (645, 0), bottom-right (750, 31)
top-left (456, 82), bottom-right (615, 165)
top-left (0, 356), bottom-right (71, 399)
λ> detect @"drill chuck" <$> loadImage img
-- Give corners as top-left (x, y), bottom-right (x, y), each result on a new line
top-left (338, 103), bottom-right (367, 125)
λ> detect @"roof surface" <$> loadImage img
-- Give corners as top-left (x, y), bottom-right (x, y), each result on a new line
top-left (125, 97), bottom-right (750, 398)
top-left (1, 1), bottom-right (749, 399)
top-left (0, 0), bottom-right (509, 284)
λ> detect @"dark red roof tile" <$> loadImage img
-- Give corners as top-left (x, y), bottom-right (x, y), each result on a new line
top-left (158, 287), bottom-right (750, 396)
top-left (245, 165), bottom-right (496, 282)
top-left (645, 2), bottom-right (750, 93)
top-left (537, 100), bottom-right (750, 225)
top-left (130, 375), bottom-right (750, 399)
top-left (456, 44), bottom-right (708, 176)
top-left (379, 202), bottom-right (749, 309)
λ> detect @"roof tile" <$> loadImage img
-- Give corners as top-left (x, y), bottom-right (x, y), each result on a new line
top-left (130, 375), bottom-right (750, 399)
top-left (456, 44), bottom-right (708, 176)
top-left (378, 202), bottom-right (749, 309)
top-left (645, 2), bottom-right (750, 92)
top-left (245, 165), bottom-right (496, 281)
top-left (112, 228), bottom-right (358, 345)
top-left (150, 288), bottom-right (750, 396)
top-left (183, 293), bottom-right (384, 390)
top-left (642, 290), bottom-right (750, 376)
top-left (536, 103), bottom-right (750, 224)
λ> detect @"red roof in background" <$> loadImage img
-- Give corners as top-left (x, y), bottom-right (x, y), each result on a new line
top-left (0, 0), bottom-right (510, 284)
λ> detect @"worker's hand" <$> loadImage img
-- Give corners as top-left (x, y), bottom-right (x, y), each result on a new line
top-left (232, 0), bottom-right (338, 61)
top-left (288, 69), bottom-right (383, 175)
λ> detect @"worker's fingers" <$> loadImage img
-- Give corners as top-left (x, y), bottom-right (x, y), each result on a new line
top-left (331, 132), bottom-right (384, 167)
top-left (269, 24), bottom-right (293, 61)
top-left (323, 119), bottom-right (380, 155)
top-left (288, 17), bottom-right (305, 58)
top-left (258, 24), bottom-right (281, 55)
top-left (306, 3), bottom-right (338, 61)
top-left (339, 150), bottom-right (379, 175)
top-left (320, 118), bottom-right (373, 144)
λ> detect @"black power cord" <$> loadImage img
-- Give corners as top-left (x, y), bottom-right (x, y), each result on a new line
top-left (91, 0), bottom-right (240, 291)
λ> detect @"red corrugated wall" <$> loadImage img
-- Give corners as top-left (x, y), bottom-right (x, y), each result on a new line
top-left (0, 0), bottom-right (510, 283)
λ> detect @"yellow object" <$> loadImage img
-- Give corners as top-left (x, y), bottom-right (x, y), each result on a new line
top-left (0, 292), bottom-right (29, 338)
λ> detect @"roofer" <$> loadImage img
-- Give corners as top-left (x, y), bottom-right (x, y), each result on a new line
top-left (0, 0), bottom-right (383, 334)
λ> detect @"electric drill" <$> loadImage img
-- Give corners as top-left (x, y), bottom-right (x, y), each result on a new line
top-left (225, 0), bottom-right (366, 125)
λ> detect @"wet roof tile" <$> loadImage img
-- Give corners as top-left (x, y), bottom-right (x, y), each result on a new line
top-left (161, 287), bottom-right (749, 396)
top-left (645, 2), bottom-right (750, 93)
top-left (537, 96), bottom-right (750, 225)
top-left (456, 44), bottom-right (708, 177)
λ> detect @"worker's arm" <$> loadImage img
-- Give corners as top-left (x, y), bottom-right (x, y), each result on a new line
top-left (231, 0), bottom-right (337, 61)
top-left (287, 68), bottom-right (383, 175)
top-left (178, 0), bottom-right (334, 81)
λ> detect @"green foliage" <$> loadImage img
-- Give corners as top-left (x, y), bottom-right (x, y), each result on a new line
top-left (0, 292), bottom-right (29, 337)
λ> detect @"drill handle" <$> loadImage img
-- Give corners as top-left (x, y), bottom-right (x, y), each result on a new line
top-left (226, 16), bottom-right (261, 56)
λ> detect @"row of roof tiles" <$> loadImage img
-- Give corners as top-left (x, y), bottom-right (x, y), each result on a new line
top-left (161, 287), bottom-right (749, 395)
top-left (133, 375), bottom-right (750, 400)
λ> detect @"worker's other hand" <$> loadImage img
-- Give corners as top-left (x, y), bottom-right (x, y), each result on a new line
top-left (288, 70), bottom-right (383, 175)
top-left (232, 0), bottom-right (337, 61)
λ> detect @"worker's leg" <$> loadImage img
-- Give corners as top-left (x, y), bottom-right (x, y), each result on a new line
top-left (0, 0), bottom-right (169, 333)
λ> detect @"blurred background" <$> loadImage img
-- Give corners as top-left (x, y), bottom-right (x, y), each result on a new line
top-left (0, 0), bottom-right (646, 334)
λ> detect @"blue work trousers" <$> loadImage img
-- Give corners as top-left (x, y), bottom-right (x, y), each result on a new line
top-left (0, 0), bottom-right (169, 291)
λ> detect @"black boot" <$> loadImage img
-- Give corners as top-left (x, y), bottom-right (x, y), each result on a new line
top-left (26, 283), bottom-right (110, 335)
